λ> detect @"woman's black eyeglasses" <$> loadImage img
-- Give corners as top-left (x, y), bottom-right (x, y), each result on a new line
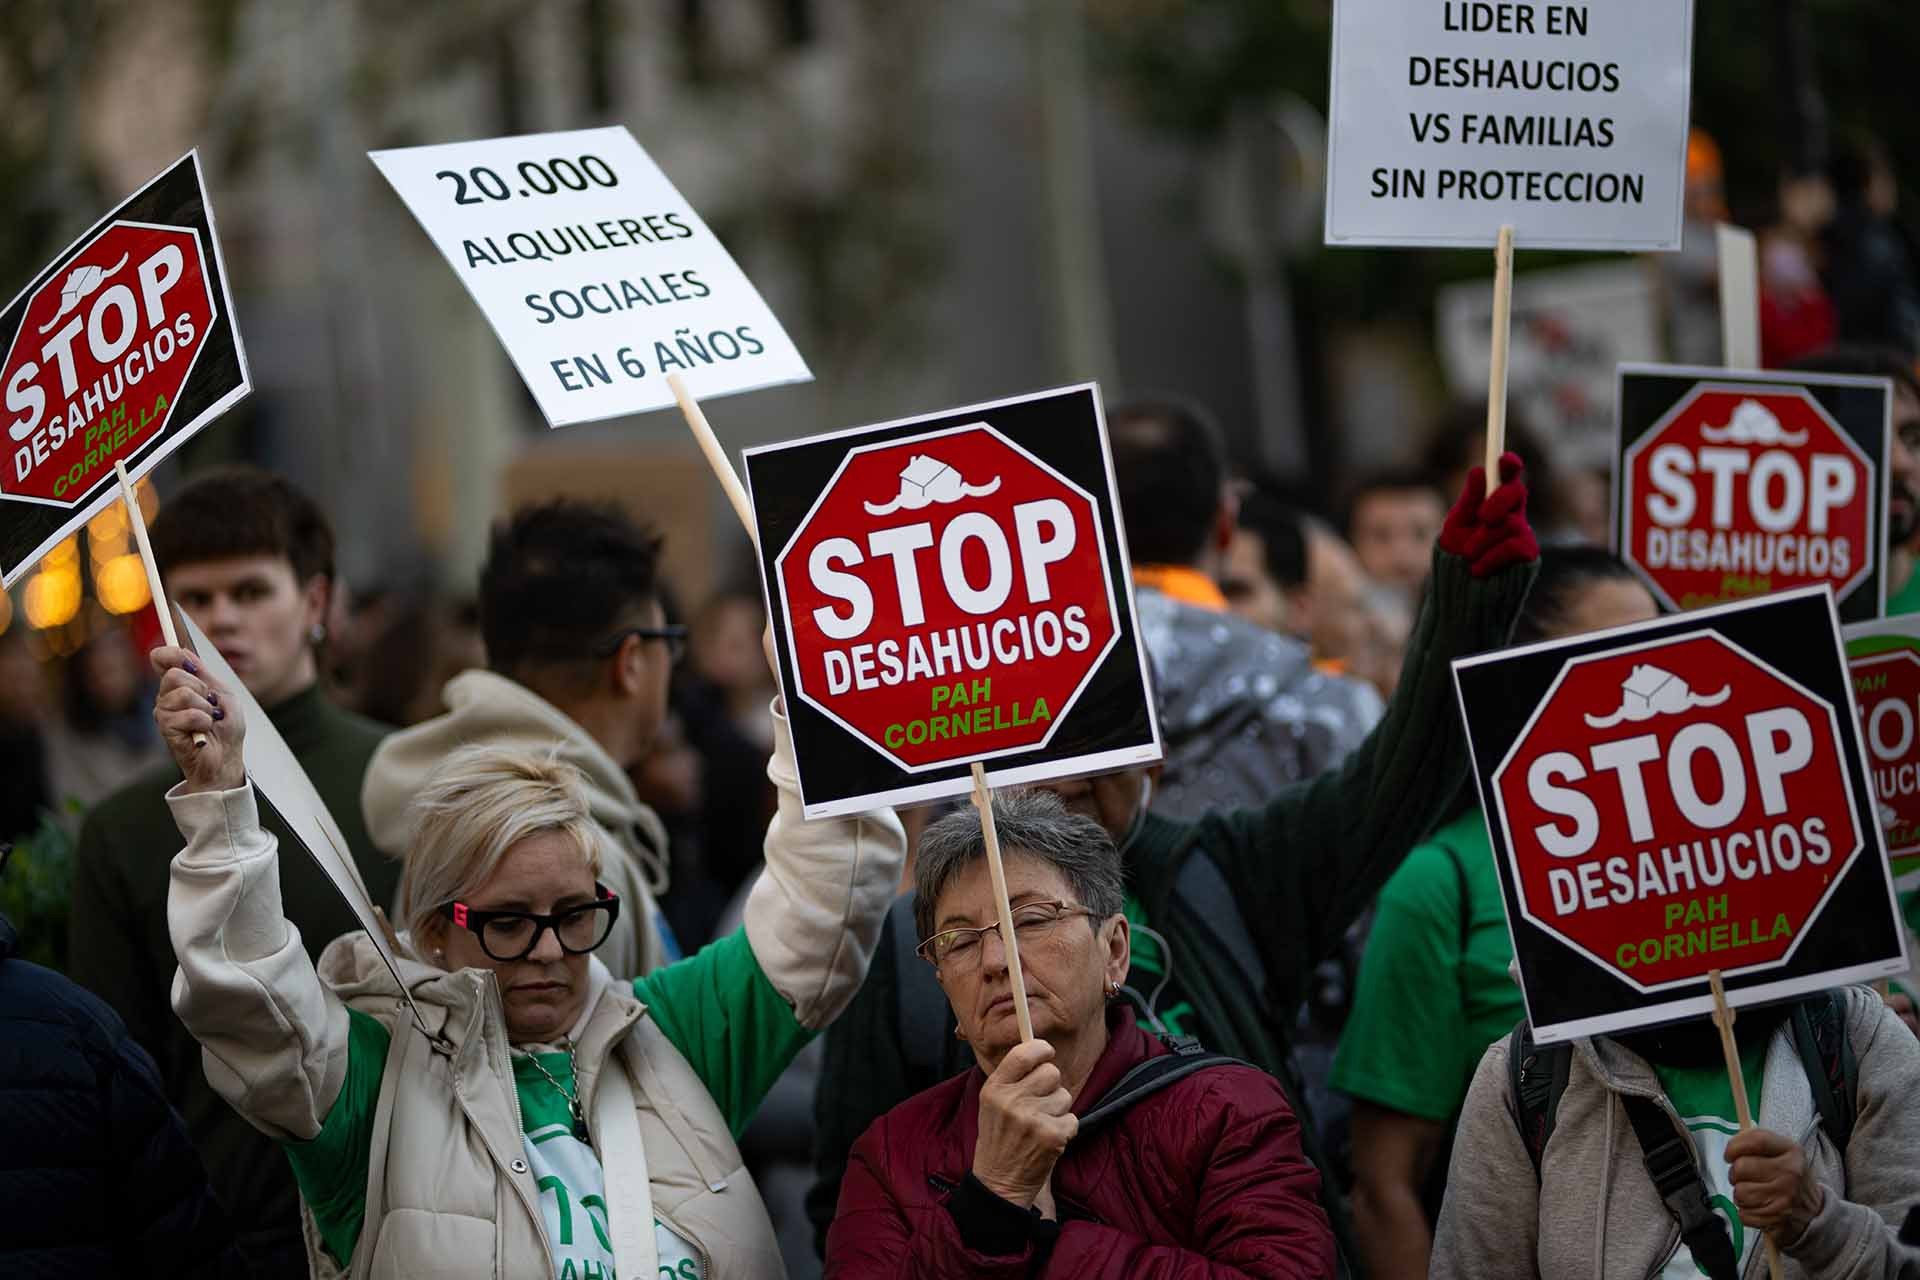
top-left (439, 884), bottom-right (622, 962)
top-left (593, 625), bottom-right (688, 664)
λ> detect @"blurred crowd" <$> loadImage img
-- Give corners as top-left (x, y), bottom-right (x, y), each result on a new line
top-left (2, 126), bottom-right (1920, 1280)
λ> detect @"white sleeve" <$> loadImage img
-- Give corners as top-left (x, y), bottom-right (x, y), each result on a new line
top-left (166, 782), bottom-right (351, 1141)
top-left (742, 700), bottom-right (906, 1031)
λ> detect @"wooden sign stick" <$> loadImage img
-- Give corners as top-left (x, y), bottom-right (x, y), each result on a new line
top-left (1483, 224), bottom-right (1516, 479)
top-left (1708, 969), bottom-right (1786, 1280)
top-left (665, 375), bottom-right (1038, 1045)
top-left (668, 373), bottom-right (755, 534)
top-left (117, 461), bottom-right (205, 750)
top-left (972, 761), bottom-right (1036, 1043)
top-left (1717, 224), bottom-right (1761, 372)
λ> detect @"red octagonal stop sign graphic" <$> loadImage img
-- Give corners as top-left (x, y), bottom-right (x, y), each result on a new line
top-left (1622, 385), bottom-right (1875, 612)
top-left (1849, 645), bottom-right (1920, 865)
top-left (1492, 631), bottom-right (1863, 991)
top-left (3, 221), bottom-right (215, 506)
top-left (774, 422), bottom-right (1118, 771)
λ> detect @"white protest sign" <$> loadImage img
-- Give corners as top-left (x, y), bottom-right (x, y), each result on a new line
top-left (179, 609), bottom-right (419, 1017)
top-left (1436, 260), bottom-right (1662, 463)
top-left (370, 127), bottom-right (810, 426)
top-left (1324, 0), bottom-right (1695, 250)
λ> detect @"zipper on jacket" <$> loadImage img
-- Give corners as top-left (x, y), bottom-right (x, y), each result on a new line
top-left (1633, 1090), bottom-right (1698, 1280)
top-left (1643, 1227), bottom-right (1682, 1280)
top-left (655, 1205), bottom-right (712, 1279)
top-left (454, 971), bottom-right (553, 1263)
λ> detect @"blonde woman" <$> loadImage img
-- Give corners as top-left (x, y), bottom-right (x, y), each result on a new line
top-left (152, 643), bottom-right (902, 1279)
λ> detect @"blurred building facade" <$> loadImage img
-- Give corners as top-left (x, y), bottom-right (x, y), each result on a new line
top-left (6, 0), bottom-right (1280, 622)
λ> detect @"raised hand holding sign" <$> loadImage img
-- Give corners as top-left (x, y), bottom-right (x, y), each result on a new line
top-left (151, 646), bottom-right (243, 793)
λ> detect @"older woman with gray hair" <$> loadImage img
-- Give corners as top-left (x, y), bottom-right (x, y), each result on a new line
top-left (149, 642), bottom-right (902, 1279)
top-left (826, 790), bottom-right (1334, 1278)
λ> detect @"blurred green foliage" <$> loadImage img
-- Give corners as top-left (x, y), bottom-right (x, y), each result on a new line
top-left (2, 811), bottom-right (75, 970)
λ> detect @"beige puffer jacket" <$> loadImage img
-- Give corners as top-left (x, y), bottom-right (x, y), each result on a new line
top-left (169, 701), bottom-right (904, 1279)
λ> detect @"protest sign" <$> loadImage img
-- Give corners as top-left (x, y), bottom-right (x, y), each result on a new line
top-left (179, 608), bottom-right (420, 1018)
top-left (1455, 587), bottom-right (1908, 1042)
top-left (744, 384), bottom-right (1161, 819)
top-left (1323, 0), bottom-right (1695, 250)
top-left (1614, 364), bottom-right (1891, 622)
top-left (1, 152), bottom-right (250, 585)
top-left (369, 127), bottom-right (810, 428)
top-left (1843, 615), bottom-right (1920, 901)
top-left (1436, 260), bottom-right (1661, 464)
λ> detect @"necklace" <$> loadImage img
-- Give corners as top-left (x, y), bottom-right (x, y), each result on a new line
top-left (516, 1038), bottom-right (589, 1141)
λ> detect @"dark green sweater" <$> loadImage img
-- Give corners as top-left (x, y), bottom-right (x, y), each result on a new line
top-left (808, 547), bottom-right (1533, 1251)
top-left (68, 684), bottom-right (392, 1271)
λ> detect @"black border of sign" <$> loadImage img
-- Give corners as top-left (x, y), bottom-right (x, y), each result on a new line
top-left (1452, 585), bottom-right (1908, 1043)
top-left (742, 382), bottom-right (1163, 820)
top-left (1610, 362), bottom-right (1893, 624)
top-left (0, 151), bottom-right (251, 586)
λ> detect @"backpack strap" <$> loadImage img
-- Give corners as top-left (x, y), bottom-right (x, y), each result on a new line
top-left (1618, 1094), bottom-right (1741, 1280)
top-left (1075, 1035), bottom-right (1247, 1139)
top-left (1505, 1021), bottom-right (1572, 1182)
top-left (1789, 989), bottom-right (1857, 1153)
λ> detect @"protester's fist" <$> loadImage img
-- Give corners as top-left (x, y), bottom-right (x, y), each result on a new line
top-left (1727, 1127), bottom-right (1824, 1246)
top-left (1437, 451), bottom-right (1539, 577)
top-left (972, 1039), bottom-right (1078, 1210)
top-left (1888, 991), bottom-right (1919, 1041)
top-left (151, 645), bottom-right (245, 794)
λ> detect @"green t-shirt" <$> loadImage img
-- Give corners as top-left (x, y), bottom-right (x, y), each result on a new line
top-left (1651, 1039), bottom-right (1768, 1279)
top-left (285, 927), bottom-right (807, 1273)
top-left (1885, 561), bottom-right (1920, 618)
top-left (1330, 808), bottom-right (1525, 1121)
top-left (515, 1051), bottom-right (704, 1280)
top-left (1121, 893), bottom-right (1199, 1038)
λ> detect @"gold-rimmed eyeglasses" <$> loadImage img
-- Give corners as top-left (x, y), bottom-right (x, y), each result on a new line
top-left (916, 899), bottom-right (1100, 970)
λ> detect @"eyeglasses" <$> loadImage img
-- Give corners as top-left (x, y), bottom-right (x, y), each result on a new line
top-left (439, 883), bottom-right (622, 962)
top-left (593, 624), bottom-right (688, 664)
top-left (916, 899), bottom-right (1100, 970)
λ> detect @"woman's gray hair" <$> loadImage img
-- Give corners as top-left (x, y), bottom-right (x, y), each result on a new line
top-left (912, 789), bottom-right (1125, 943)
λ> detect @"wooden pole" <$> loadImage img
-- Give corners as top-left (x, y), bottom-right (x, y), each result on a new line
top-left (972, 761), bottom-right (1036, 1043)
top-left (669, 375), bottom-right (1037, 1047)
top-left (667, 373), bottom-right (754, 533)
top-left (1484, 224), bottom-right (1516, 479)
top-left (1708, 969), bottom-right (1785, 1280)
top-left (118, 462), bottom-right (205, 749)
top-left (1717, 224), bottom-right (1761, 371)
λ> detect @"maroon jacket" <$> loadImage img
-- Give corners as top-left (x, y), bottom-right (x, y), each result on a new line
top-left (825, 1007), bottom-right (1334, 1278)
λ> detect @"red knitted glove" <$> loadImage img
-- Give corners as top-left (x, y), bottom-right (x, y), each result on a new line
top-left (1437, 451), bottom-right (1539, 577)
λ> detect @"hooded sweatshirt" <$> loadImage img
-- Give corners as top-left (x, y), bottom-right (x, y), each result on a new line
top-left (362, 669), bottom-right (673, 976)
top-left (1432, 987), bottom-right (1920, 1280)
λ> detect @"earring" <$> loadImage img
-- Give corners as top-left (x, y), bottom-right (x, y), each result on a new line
top-left (309, 622), bottom-right (327, 646)
top-left (1105, 981), bottom-right (1121, 1000)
